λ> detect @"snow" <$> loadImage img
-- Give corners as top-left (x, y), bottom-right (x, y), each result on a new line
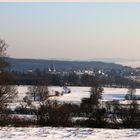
top-left (1, 86), bottom-right (140, 140)
top-left (6, 86), bottom-right (140, 111)
top-left (0, 127), bottom-right (139, 140)
top-left (16, 86), bottom-right (140, 104)
top-left (10, 114), bottom-right (37, 121)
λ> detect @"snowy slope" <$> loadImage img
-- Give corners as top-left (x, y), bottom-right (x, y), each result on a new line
top-left (0, 127), bottom-right (140, 140)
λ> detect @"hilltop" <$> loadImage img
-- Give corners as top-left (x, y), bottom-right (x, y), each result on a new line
top-left (6, 57), bottom-right (130, 72)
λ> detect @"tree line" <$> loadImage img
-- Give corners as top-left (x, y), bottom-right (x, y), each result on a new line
top-left (9, 70), bottom-right (140, 88)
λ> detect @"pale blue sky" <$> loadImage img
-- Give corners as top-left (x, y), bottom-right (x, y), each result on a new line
top-left (0, 3), bottom-right (140, 60)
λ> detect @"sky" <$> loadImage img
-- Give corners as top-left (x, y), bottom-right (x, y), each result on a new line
top-left (0, 3), bottom-right (140, 60)
top-left (1, 0), bottom-right (140, 2)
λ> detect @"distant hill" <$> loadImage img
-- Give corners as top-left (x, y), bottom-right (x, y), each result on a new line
top-left (90, 58), bottom-right (140, 68)
top-left (5, 57), bottom-right (130, 72)
top-left (90, 58), bottom-right (130, 63)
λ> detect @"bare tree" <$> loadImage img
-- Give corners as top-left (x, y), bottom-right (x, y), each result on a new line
top-left (81, 82), bottom-right (104, 115)
top-left (0, 39), bottom-right (9, 69)
top-left (80, 82), bottom-right (106, 127)
top-left (27, 85), bottom-right (49, 102)
top-left (122, 86), bottom-right (140, 128)
top-left (90, 82), bottom-right (103, 109)
top-left (0, 39), bottom-right (17, 115)
top-left (125, 86), bottom-right (136, 100)
top-left (38, 100), bottom-right (72, 127)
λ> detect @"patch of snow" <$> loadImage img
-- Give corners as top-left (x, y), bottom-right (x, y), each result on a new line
top-left (0, 127), bottom-right (139, 140)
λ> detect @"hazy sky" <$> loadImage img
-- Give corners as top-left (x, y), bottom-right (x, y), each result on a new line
top-left (1, 0), bottom-right (140, 2)
top-left (0, 3), bottom-right (140, 60)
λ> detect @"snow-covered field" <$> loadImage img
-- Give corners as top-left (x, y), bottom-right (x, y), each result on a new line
top-left (0, 127), bottom-right (140, 140)
top-left (2, 87), bottom-right (140, 140)
top-left (16, 86), bottom-right (140, 103)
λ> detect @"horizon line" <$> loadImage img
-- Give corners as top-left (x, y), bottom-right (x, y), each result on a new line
top-left (7, 56), bottom-right (140, 62)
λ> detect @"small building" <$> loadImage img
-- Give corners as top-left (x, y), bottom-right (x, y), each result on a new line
top-left (48, 65), bottom-right (56, 73)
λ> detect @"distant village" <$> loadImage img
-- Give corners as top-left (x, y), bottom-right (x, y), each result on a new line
top-left (26, 64), bottom-right (140, 80)
top-left (10, 63), bottom-right (140, 88)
